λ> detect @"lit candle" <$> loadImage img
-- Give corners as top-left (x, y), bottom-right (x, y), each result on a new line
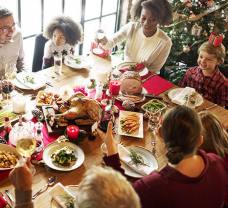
top-left (12, 95), bottom-right (26, 114)
top-left (109, 80), bottom-right (121, 96)
top-left (66, 125), bottom-right (79, 141)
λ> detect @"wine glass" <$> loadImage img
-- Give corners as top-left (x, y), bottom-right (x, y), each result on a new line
top-left (5, 63), bottom-right (17, 80)
top-left (15, 118), bottom-right (36, 175)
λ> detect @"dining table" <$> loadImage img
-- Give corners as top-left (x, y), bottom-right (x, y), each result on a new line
top-left (0, 55), bottom-right (228, 208)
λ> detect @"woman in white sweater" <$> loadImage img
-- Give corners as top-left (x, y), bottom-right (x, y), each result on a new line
top-left (99, 0), bottom-right (173, 72)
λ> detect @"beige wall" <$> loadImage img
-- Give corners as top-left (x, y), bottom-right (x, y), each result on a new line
top-left (119, 0), bottom-right (133, 26)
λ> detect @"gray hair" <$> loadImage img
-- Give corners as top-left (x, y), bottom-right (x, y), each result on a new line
top-left (77, 166), bottom-right (141, 208)
top-left (0, 7), bottom-right (13, 19)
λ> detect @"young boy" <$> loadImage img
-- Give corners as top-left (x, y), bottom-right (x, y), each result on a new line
top-left (179, 41), bottom-right (227, 107)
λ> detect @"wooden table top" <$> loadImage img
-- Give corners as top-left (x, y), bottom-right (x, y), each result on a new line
top-left (0, 63), bottom-right (227, 208)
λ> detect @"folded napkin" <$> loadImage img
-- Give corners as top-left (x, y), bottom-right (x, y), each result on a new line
top-left (118, 144), bottom-right (152, 176)
top-left (16, 72), bottom-right (46, 90)
top-left (49, 183), bottom-right (76, 208)
top-left (0, 195), bottom-right (7, 208)
top-left (171, 87), bottom-right (195, 105)
top-left (142, 75), bottom-right (174, 96)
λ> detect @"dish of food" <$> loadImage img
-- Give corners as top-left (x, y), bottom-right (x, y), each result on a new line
top-left (118, 111), bottom-right (143, 138)
top-left (121, 146), bottom-right (158, 178)
top-left (13, 72), bottom-right (46, 90)
top-left (141, 99), bottom-right (167, 113)
top-left (0, 144), bottom-right (21, 170)
top-left (168, 88), bottom-right (204, 107)
top-left (0, 109), bottom-right (18, 127)
top-left (64, 55), bottom-right (89, 69)
top-left (36, 91), bottom-right (63, 107)
top-left (43, 142), bottom-right (84, 171)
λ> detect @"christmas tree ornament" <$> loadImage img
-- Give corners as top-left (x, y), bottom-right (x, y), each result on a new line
top-left (183, 45), bottom-right (190, 53)
top-left (191, 24), bottom-right (203, 36)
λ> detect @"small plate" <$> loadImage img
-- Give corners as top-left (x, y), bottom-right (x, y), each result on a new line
top-left (43, 142), bottom-right (85, 171)
top-left (122, 146), bottom-right (158, 178)
top-left (118, 111), bottom-right (143, 138)
top-left (64, 55), bottom-right (89, 69)
top-left (13, 72), bottom-right (46, 90)
top-left (0, 144), bottom-right (21, 170)
top-left (168, 88), bottom-right (204, 107)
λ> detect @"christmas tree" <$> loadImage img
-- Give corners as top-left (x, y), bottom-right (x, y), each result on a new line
top-left (163, 0), bottom-right (228, 67)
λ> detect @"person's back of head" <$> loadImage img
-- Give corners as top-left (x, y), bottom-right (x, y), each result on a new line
top-left (77, 166), bottom-right (141, 208)
top-left (160, 106), bottom-right (202, 164)
top-left (199, 111), bottom-right (228, 158)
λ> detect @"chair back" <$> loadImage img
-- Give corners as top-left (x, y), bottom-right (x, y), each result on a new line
top-left (32, 33), bottom-right (48, 72)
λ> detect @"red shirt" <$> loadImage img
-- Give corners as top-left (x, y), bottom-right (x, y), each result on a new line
top-left (104, 150), bottom-right (227, 208)
top-left (179, 66), bottom-right (228, 107)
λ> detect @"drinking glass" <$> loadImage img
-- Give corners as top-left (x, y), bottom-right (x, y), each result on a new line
top-left (53, 54), bottom-right (62, 75)
top-left (14, 120), bottom-right (36, 175)
top-left (147, 111), bottom-right (162, 155)
top-left (5, 63), bottom-right (17, 80)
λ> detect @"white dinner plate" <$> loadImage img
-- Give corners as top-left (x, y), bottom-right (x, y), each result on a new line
top-left (117, 62), bottom-right (149, 77)
top-left (43, 142), bottom-right (85, 171)
top-left (64, 55), bottom-right (89, 69)
top-left (118, 111), bottom-right (144, 138)
top-left (168, 88), bottom-right (204, 107)
top-left (0, 144), bottom-right (21, 170)
top-left (122, 146), bottom-right (158, 178)
top-left (13, 72), bottom-right (46, 90)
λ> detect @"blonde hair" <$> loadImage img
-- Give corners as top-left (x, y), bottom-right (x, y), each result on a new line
top-left (198, 41), bottom-right (226, 64)
top-left (199, 111), bottom-right (228, 158)
top-left (77, 166), bottom-right (141, 208)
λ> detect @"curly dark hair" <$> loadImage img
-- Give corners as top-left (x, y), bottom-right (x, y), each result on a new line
top-left (43, 16), bottom-right (82, 45)
top-left (130, 0), bottom-right (173, 25)
top-left (0, 7), bottom-right (13, 18)
top-left (160, 106), bottom-right (202, 164)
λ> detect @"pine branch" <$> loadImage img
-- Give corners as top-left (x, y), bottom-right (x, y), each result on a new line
top-left (166, 2), bottom-right (228, 28)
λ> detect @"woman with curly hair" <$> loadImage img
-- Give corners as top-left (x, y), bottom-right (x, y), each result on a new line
top-left (42, 16), bottom-right (82, 69)
top-left (97, 0), bottom-right (173, 72)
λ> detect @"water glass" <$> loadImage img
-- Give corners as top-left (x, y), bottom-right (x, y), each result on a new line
top-left (54, 54), bottom-right (62, 75)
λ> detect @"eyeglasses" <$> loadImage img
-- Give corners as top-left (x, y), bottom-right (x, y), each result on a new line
top-left (0, 23), bottom-right (16, 34)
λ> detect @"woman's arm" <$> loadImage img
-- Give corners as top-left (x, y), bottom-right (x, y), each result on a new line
top-left (101, 22), bottom-right (134, 50)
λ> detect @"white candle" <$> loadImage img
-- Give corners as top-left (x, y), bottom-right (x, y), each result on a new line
top-left (12, 95), bottom-right (26, 114)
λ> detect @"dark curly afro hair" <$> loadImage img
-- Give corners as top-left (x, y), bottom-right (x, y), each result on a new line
top-left (43, 16), bottom-right (82, 45)
top-left (130, 0), bottom-right (173, 26)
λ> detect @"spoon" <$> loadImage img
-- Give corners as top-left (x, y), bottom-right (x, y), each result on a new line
top-left (32, 176), bottom-right (57, 199)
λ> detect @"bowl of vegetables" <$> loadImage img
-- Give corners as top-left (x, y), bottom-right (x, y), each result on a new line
top-left (141, 99), bottom-right (167, 114)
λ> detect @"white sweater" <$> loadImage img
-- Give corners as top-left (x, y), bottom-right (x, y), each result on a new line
top-left (102, 22), bottom-right (172, 72)
top-left (0, 27), bottom-right (24, 75)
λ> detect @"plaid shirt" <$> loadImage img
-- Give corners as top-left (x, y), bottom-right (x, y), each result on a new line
top-left (179, 66), bottom-right (228, 107)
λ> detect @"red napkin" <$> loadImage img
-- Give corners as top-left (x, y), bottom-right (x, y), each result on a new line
top-left (0, 195), bottom-right (7, 208)
top-left (0, 170), bottom-right (10, 183)
top-left (142, 75), bottom-right (174, 96)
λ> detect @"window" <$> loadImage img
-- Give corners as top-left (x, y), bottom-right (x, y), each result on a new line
top-left (1, 0), bottom-right (121, 69)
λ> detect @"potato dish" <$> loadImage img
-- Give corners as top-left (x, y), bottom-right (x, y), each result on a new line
top-left (51, 147), bottom-right (77, 167)
top-left (0, 150), bottom-right (18, 168)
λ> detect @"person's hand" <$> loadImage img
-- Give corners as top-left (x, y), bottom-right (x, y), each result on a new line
top-left (95, 121), bottom-right (118, 156)
top-left (9, 159), bottom-right (32, 191)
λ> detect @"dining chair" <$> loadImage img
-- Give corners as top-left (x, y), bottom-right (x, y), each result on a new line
top-left (32, 33), bottom-right (48, 72)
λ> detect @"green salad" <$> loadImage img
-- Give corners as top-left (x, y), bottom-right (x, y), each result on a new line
top-left (51, 147), bottom-right (77, 167)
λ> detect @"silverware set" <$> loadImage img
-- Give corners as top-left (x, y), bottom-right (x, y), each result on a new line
top-left (0, 190), bottom-right (14, 208)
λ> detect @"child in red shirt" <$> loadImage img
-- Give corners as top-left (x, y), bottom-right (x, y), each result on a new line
top-left (179, 39), bottom-right (227, 107)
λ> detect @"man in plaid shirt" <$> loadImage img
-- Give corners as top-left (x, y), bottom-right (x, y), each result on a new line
top-left (179, 41), bottom-right (227, 107)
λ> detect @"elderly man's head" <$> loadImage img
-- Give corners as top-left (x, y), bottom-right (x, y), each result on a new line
top-left (77, 166), bottom-right (141, 208)
top-left (0, 7), bottom-right (15, 44)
